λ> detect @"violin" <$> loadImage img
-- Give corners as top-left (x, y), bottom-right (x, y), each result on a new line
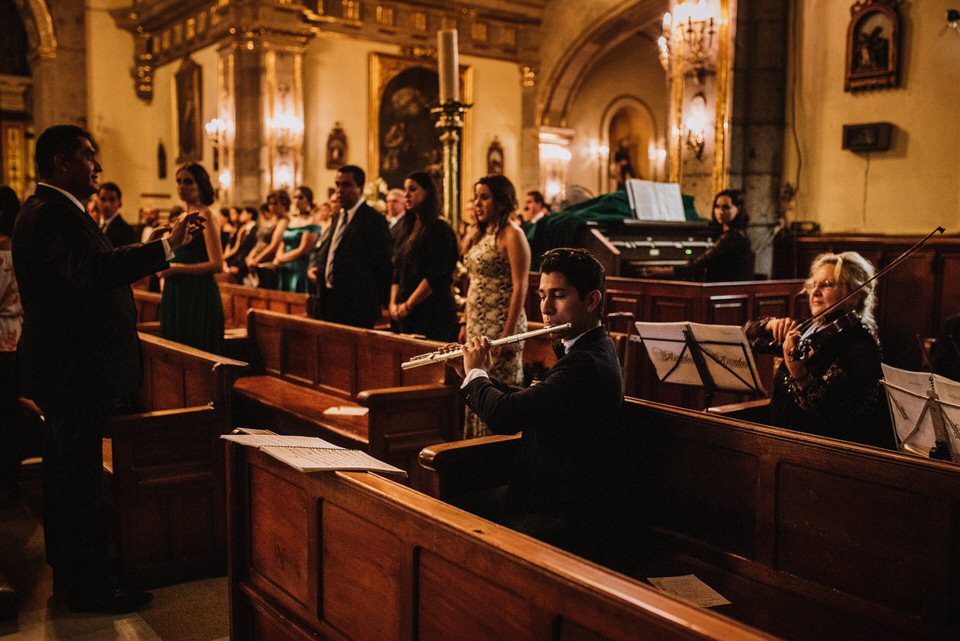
top-left (790, 308), bottom-right (862, 362)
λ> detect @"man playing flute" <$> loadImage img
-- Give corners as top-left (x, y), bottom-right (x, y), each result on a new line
top-left (451, 248), bottom-right (624, 559)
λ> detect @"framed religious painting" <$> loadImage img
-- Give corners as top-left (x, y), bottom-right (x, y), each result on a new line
top-left (369, 52), bottom-right (471, 189)
top-left (175, 56), bottom-right (203, 162)
top-left (844, 0), bottom-right (900, 92)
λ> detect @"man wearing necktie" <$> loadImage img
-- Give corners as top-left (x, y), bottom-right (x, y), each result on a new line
top-left (307, 165), bottom-right (392, 328)
top-left (450, 248), bottom-right (623, 560)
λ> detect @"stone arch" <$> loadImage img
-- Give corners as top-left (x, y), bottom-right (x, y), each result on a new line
top-left (538, 0), bottom-right (664, 127)
top-left (12, 0), bottom-right (58, 62)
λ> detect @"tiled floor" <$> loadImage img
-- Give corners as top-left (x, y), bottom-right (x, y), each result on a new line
top-left (1, 472), bottom-right (229, 641)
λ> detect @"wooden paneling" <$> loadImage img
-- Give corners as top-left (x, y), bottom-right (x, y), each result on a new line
top-left (776, 233), bottom-right (960, 369)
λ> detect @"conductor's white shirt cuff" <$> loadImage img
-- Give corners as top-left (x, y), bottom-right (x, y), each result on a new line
top-left (160, 238), bottom-right (175, 260)
top-left (461, 368), bottom-right (489, 388)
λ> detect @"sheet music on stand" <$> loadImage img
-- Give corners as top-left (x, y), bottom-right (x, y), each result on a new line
top-left (625, 179), bottom-right (686, 221)
top-left (880, 364), bottom-right (960, 463)
top-left (634, 322), bottom-right (766, 405)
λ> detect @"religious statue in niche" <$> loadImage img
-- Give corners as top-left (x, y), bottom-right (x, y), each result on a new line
top-left (486, 137), bottom-right (504, 175)
top-left (844, 0), bottom-right (901, 92)
top-left (611, 138), bottom-right (637, 191)
top-left (175, 56), bottom-right (202, 162)
top-left (326, 123), bottom-right (347, 169)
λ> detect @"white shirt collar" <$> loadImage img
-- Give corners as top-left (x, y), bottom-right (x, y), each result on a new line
top-left (100, 212), bottom-right (121, 229)
top-left (341, 198), bottom-right (363, 225)
top-left (561, 325), bottom-right (600, 354)
top-left (530, 211), bottom-right (546, 224)
top-left (38, 182), bottom-right (85, 214)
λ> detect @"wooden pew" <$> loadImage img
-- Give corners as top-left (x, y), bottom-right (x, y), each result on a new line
top-left (419, 398), bottom-right (960, 641)
top-left (225, 442), bottom-right (778, 641)
top-left (232, 310), bottom-right (459, 479)
top-left (102, 333), bottom-right (247, 588)
top-left (218, 283), bottom-right (308, 330)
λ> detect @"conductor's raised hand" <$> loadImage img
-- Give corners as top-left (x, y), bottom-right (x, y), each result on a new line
top-left (166, 211), bottom-right (205, 250)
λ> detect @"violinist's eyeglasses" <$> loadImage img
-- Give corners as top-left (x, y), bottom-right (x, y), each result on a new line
top-left (802, 279), bottom-right (837, 292)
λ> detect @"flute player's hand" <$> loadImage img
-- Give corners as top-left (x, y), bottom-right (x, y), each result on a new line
top-left (462, 336), bottom-right (491, 373)
top-left (439, 342), bottom-right (466, 378)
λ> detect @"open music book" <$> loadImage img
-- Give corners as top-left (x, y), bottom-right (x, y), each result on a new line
top-left (624, 179), bottom-right (686, 221)
top-left (881, 364), bottom-right (960, 463)
top-left (221, 432), bottom-right (406, 476)
top-left (634, 321), bottom-right (765, 395)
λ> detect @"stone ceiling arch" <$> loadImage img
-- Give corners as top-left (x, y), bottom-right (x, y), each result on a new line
top-left (538, 0), bottom-right (665, 127)
top-left (11, 0), bottom-right (58, 62)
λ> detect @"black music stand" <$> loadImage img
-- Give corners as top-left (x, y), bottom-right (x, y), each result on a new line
top-left (635, 321), bottom-right (765, 410)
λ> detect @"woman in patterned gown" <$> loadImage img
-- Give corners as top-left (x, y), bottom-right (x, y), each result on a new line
top-left (159, 162), bottom-right (224, 354)
top-left (461, 174), bottom-right (531, 438)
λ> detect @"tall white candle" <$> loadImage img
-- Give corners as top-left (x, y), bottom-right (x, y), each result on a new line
top-left (438, 29), bottom-right (459, 103)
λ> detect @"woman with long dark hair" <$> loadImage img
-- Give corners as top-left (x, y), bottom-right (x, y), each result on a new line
top-left (647, 189), bottom-right (754, 282)
top-left (461, 174), bottom-right (531, 438)
top-left (389, 172), bottom-right (459, 341)
top-left (159, 162), bottom-right (224, 353)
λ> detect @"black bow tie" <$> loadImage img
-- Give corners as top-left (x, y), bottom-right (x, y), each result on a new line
top-left (553, 342), bottom-right (566, 360)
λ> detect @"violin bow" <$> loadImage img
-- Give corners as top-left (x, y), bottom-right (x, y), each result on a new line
top-left (794, 226), bottom-right (945, 334)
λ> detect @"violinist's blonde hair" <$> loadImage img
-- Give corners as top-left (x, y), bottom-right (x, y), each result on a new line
top-left (809, 251), bottom-right (877, 331)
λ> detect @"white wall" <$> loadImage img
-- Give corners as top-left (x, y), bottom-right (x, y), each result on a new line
top-left (785, 0), bottom-right (960, 233)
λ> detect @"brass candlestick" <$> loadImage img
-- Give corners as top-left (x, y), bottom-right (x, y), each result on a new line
top-left (432, 100), bottom-right (472, 233)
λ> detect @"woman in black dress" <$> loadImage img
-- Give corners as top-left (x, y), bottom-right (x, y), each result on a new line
top-left (389, 171), bottom-right (459, 341)
top-left (744, 251), bottom-right (894, 449)
top-left (647, 189), bottom-right (754, 282)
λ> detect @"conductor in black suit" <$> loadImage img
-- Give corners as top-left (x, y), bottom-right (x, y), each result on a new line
top-left (307, 165), bottom-right (392, 328)
top-left (13, 125), bottom-right (203, 613)
top-left (453, 248), bottom-right (623, 555)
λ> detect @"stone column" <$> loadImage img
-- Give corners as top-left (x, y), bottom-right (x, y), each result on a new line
top-left (219, 35), bottom-right (306, 206)
top-left (519, 65), bottom-right (540, 193)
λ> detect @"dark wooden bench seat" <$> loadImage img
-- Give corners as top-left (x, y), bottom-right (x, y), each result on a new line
top-left (232, 310), bottom-right (459, 479)
top-left (226, 443), bottom-right (780, 641)
top-left (418, 397), bottom-right (960, 641)
top-left (102, 333), bottom-right (247, 588)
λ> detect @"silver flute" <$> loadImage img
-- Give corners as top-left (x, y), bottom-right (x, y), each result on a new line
top-left (401, 323), bottom-right (573, 370)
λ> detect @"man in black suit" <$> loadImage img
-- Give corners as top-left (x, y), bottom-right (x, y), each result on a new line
top-left (454, 248), bottom-right (623, 556)
top-left (13, 125), bottom-right (202, 613)
top-left (97, 181), bottom-right (138, 247)
top-left (307, 165), bottom-right (392, 328)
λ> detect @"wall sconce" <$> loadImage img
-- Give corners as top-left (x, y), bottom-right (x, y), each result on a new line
top-left (658, 0), bottom-right (717, 78)
top-left (539, 127), bottom-right (574, 205)
top-left (203, 117), bottom-right (233, 171)
top-left (685, 92), bottom-right (707, 160)
top-left (267, 113), bottom-right (304, 154)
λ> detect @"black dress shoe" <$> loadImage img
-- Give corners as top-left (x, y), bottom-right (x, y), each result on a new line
top-left (68, 587), bottom-right (153, 614)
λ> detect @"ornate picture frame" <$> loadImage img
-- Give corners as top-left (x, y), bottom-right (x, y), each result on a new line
top-left (326, 122), bottom-right (347, 169)
top-left (174, 56), bottom-right (202, 163)
top-left (369, 52), bottom-right (471, 190)
top-left (844, 0), bottom-right (900, 92)
top-left (486, 137), bottom-right (504, 175)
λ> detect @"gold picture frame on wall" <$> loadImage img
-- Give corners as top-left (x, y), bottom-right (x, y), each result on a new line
top-left (844, 0), bottom-right (900, 92)
top-left (175, 56), bottom-right (203, 163)
top-left (369, 52), bottom-right (472, 190)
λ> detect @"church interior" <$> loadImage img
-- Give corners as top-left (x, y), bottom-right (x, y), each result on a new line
top-left (1, 0), bottom-right (960, 639)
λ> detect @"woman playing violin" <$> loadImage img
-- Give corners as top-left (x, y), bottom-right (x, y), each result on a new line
top-left (745, 251), bottom-right (894, 449)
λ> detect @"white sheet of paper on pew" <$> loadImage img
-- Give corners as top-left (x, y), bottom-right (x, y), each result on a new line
top-left (647, 574), bottom-right (731, 608)
top-left (220, 433), bottom-right (405, 477)
top-left (323, 406), bottom-right (370, 417)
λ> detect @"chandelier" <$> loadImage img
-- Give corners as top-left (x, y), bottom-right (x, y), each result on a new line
top-left (657, 0), bottom-right (717, 75)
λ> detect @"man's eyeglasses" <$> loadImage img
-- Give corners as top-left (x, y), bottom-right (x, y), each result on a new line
top-left (802, 279), bottom-right (837, 292)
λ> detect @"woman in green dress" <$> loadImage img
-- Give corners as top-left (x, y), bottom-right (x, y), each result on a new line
top-left (274, 185), bottom-right (321, 293)
top-left (159, 162), bottom-right (224, 354)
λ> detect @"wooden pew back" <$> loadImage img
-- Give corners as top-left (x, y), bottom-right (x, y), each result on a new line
top-left (227, 444), bottom-right (776, 641)
top-left (418, 399), bottom-right (960, 640)
top-left (246, 310), bottom-right (444, 401)
top-left (219, 283), bottom-right (308, 329)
